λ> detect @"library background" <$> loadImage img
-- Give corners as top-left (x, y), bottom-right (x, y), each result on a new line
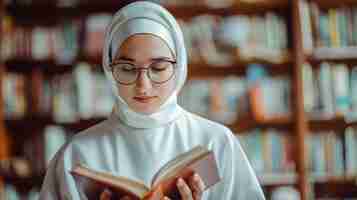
top-left (1, 0), bottom-right (357, 199)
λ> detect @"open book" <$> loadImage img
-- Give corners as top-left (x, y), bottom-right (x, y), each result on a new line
top-left (70, 146), bottom-right (220, 200)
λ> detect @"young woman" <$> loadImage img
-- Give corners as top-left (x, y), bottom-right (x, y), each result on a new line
top-left (39, 1), bottom-right (265, 199)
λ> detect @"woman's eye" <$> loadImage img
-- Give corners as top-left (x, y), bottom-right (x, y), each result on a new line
top-left (120, 64), bottom-right (135, 71)
top-left (151, 67), bottom-right (166, 72)
top-left (151, 62), bottom-right (169, 72)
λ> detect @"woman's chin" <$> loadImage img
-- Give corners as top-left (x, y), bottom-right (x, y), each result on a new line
top-left (130, 105), bottom-right (158, 115)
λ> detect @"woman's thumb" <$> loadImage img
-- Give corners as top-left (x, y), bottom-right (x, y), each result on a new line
top-left (100, 189), bottom-right (112, 200)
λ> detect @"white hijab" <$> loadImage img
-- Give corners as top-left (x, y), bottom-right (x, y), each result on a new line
top-left (102, 1), bottom-right (188, 129)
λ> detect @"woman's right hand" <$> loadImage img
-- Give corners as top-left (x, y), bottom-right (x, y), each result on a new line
top-left (99, 189), bottom-right (131, 200)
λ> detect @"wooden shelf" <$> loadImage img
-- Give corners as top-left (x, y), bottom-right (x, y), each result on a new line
top-left (309, 47), bottom-right (357, 65)
top-left (6, 1), bottom-right (289, 25)
top-left (5, 116), bottom-right (105, 135)
top-left (309, 117), bottom-right (347, 131)
top-left (5, 58), bottom-right (74, 75)
top-left (308, 116), bottom-right (357, 131)
top-left (314, 177), bottom-right (357, 198)
top-left (313, 0), bottom-right (357, 9)
top-left (231, 115), bottom-right (292, 133)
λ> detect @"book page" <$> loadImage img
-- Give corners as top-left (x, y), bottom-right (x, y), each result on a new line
top-left (151, 146), bottom-right (208, 187)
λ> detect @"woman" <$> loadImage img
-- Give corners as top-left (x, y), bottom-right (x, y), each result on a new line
top-left (39, 1), bottom-right (265, 199)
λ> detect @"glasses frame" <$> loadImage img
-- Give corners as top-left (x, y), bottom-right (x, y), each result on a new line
top-left (109, 59), bottom-right (177, 85)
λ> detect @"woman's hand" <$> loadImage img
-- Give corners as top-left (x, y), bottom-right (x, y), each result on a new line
top-left (99, 173), bottom-right (205, 200)
top-left (165, 173), bottom-right (205, 200)
top-left (99, 189), bottom-right (130, 200)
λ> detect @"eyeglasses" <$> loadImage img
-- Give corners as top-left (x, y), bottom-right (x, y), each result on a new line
top-left (110, 59), bottom-right (176, 85)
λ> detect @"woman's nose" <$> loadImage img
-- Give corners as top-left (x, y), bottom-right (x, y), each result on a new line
top-left (135, 70), bottom-right (152, 91)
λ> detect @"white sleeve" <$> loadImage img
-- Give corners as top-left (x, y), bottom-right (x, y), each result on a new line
top-left (39, 143), bottom-right (85, 200)
top-left (206, 133), bottom-right (266, 200)
top-left (39, 150), bottom-right (61, 200)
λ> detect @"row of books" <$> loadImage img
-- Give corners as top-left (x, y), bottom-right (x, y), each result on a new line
top-left (239, 127), bottom-right (357, 180)
top-left (1, 16), bottom-right (80, 64)
top-left (179, 77), bottom-right (247, 124)
top-left (299, 0), bottom-right (357, 56)
top-left (1, 11), bottom-right (289, 65)
top-left (308, 127), bottom-right (357, 178)
top-left (179, 68), bottom-right (291, 124)
top-left (3, 63), bottom-right (115, 122)
top-left (303, 62), bottom-right (357, 119)
top-left (310, 3), bottom-right (357, 48)
top-left (238, 129), bottom-right (296, 175)
top-left (308, 131), bottom-right (344, 177)
top-left (178, 12), bottom-right (289, 65)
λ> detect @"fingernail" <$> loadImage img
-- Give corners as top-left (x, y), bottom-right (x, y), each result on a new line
top-left (177, 178), bottom-right (184, 186)
top-left (194, 173), bottom-right (200, 181)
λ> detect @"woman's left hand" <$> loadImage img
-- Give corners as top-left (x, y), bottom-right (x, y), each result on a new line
top-left (170, 173), bottom-right (205, 200)
top-left (137, 173), bottom-right (206, 200)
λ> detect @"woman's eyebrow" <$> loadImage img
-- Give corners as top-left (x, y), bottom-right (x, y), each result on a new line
top-left (114, 56), bottom-right (175, 63)
top-left (115, 56), bottom-right (135, 62)
top-left (151, 56), bottom-right (175, 61)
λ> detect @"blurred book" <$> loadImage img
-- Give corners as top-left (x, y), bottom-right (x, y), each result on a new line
top-left (345, 127), bottom-right (357, 176)
top-left (84, 14), bottom-right (111, 59)
top-left (3, 73), bottom-right (27, 119)
top-left (44, 125), bottom-right (67, 167)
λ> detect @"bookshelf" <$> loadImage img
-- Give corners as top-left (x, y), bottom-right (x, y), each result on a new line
top-left (0, 0), bottom-right (296, 199)
top-left (1, 0), bottom-right (357, 199)
top-left (304, 0), bottom-right (357, 199)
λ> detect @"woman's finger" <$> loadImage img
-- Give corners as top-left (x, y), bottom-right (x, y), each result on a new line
top-left (189, 174), bottom-right (205, 200)
top-left (162, 196), bottom-right (171, 200)
top-left (99, 189), bottom-right (112, 200)
top-left (177, 178), bottom-right (193, 200)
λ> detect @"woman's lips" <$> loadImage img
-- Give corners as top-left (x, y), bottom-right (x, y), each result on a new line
top-left (133, 96), bottom-right (156, 103)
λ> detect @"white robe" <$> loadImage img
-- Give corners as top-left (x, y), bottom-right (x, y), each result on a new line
top-left (39, 109), bottom-right (265, 200)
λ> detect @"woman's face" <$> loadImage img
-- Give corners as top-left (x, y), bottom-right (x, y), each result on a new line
top-left (113, 34), bottom-right (176, 114)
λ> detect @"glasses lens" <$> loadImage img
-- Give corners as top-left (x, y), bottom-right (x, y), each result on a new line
top-left (112, 63), bottom-right (137, 84)
top-left (149, 61), bottom-right (175, 83)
